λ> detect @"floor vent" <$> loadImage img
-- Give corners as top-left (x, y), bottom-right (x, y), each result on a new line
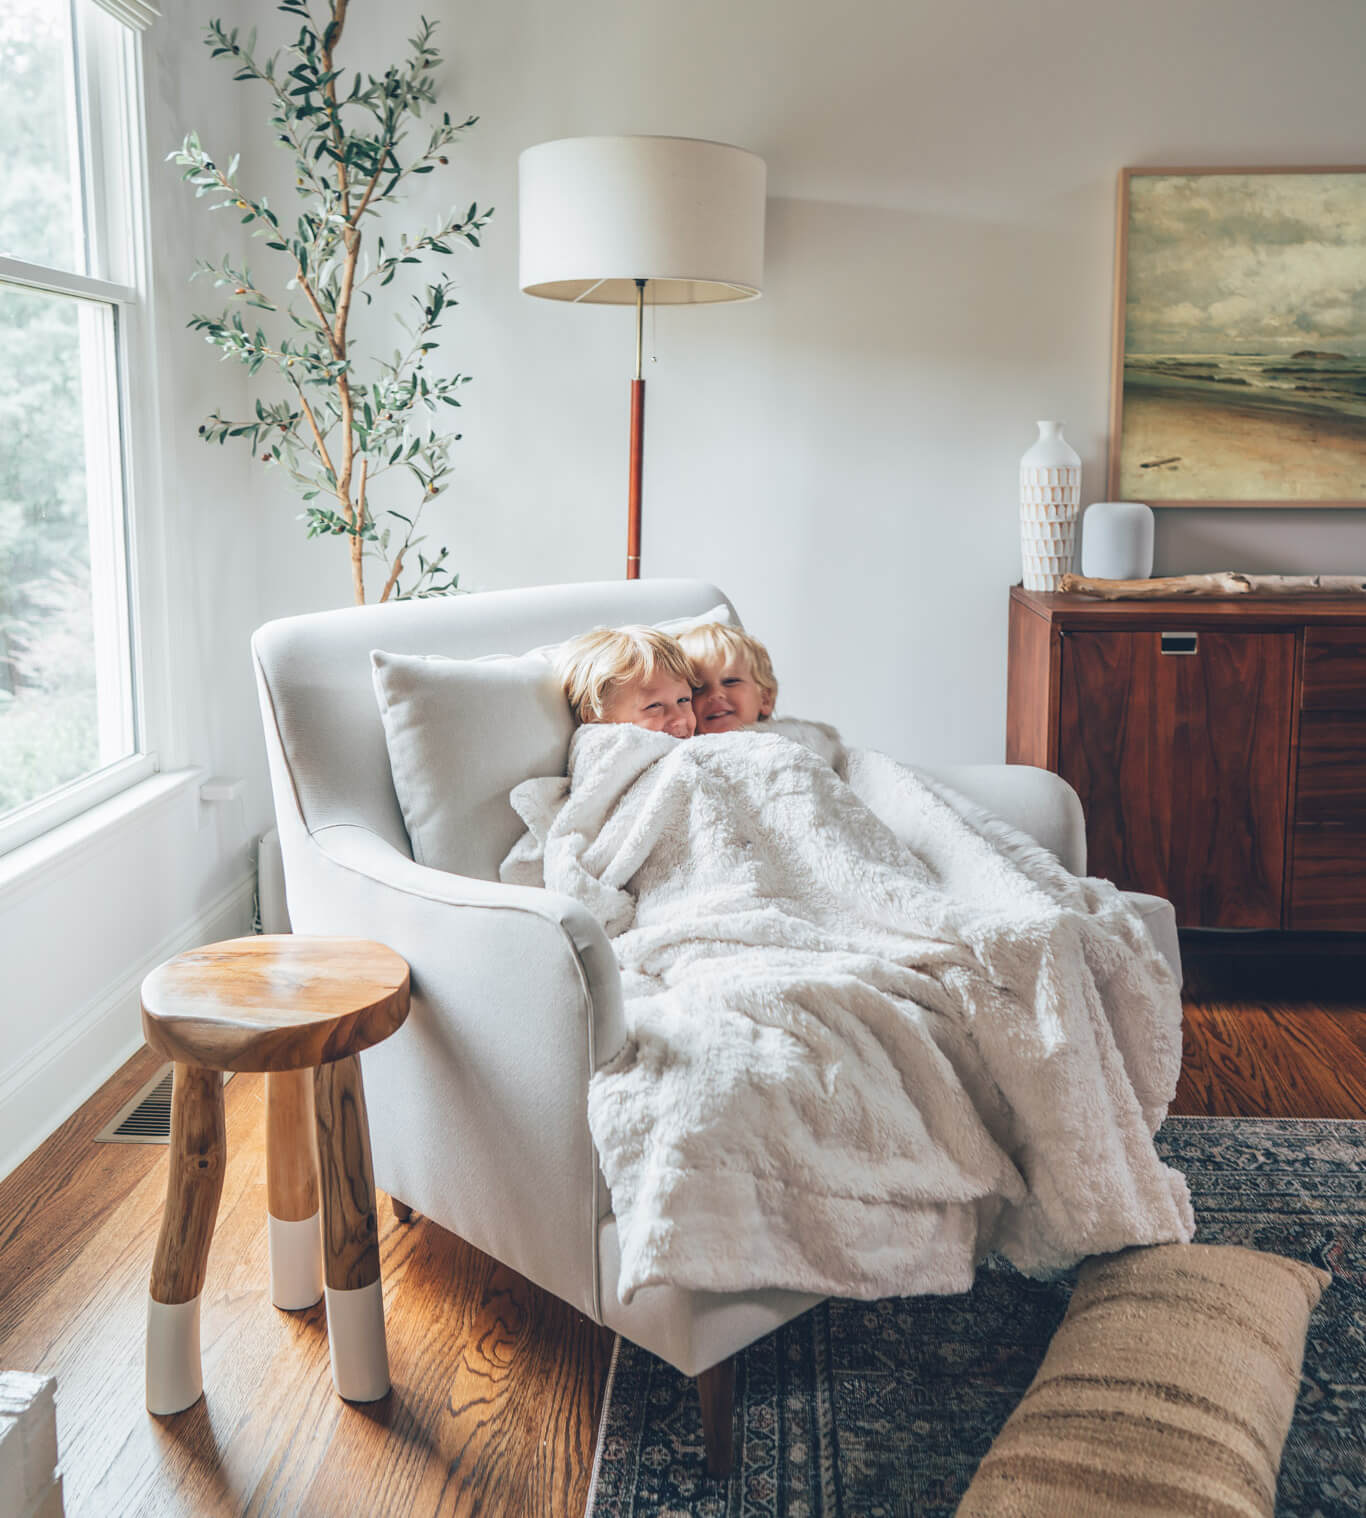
top-left (94, 1064), bottom-right (233, 1145)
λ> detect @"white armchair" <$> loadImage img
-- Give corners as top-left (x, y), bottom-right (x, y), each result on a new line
top-left (252, 578), bottom-right (1181, 1472)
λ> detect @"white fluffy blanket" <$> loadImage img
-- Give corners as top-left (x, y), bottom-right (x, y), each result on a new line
top-left (502, 722), bottom-right (1194, 1304)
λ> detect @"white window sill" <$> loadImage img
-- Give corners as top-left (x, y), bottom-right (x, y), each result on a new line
top-left (0, 767), bottom-right (204, 910)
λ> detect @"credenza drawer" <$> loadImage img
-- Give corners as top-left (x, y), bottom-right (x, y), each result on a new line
top-left (1301, 628), bottom-right (1366, 710)
top-left (1291, 826), bottom-right (1366, 930)
top-left (1294, 711), bottom-right (1366, 826)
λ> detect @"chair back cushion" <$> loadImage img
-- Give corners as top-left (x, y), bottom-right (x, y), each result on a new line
top-left (252, 579), bottom-right (735, 871)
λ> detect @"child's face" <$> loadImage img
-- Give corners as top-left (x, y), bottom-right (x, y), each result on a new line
top-left (597, 672), bottom-right (697, 738)
top-left (691, 655), bottom-right (773, 733)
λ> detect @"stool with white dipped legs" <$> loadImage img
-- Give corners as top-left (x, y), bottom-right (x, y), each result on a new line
top-left (140, 935), bottom-right (410, 1415)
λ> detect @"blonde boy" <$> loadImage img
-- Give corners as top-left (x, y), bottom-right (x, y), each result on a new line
top-left (556, 625), bottom-right (700, 739)
top-left (682, 621), bottom-right (847, 771)
top-left (678, 623), bottom-right (777, 734)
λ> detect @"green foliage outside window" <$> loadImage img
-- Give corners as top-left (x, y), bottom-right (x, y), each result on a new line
top-left (0, 2), bottom-right (98, 811)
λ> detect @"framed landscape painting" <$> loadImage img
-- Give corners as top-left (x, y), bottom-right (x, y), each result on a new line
top-left (1108, 166), bottom-right (1366, 506)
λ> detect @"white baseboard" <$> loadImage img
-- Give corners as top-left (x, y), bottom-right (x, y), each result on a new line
top-left (0, 872), bottom-right (256, 1181)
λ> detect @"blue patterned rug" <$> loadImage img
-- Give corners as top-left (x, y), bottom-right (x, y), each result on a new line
top-left (586, 1117), bottom-right (1365, 1517)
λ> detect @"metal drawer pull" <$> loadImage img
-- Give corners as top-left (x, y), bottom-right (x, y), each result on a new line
top-left (1161, 632), bottom-right (1199, 655)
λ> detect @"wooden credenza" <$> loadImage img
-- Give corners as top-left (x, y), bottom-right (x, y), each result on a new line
top-left (1006, 587), bottom-right (1366, 931)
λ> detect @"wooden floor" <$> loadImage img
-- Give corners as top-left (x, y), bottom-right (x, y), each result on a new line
top-left (1, 947), bottom-right (1362, 1517)
top-left (1170, 947), bottom-right (1366, 1118)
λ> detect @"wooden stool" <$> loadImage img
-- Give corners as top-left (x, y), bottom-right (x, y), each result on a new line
top-left (139, 935), bottom-right (410, 1416)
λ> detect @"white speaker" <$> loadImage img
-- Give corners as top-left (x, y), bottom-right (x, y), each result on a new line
top-left (1080, 501), bottom-right (1154, 580)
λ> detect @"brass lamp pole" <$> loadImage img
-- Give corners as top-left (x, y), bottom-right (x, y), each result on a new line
top-left (627, 278), bottom-right (646, 578)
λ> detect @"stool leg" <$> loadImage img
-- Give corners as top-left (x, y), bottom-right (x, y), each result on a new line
top-left (266, 1069), bottom-right (323, 1310)
top-left (146, 1064), bottom-right (226, 1415)
top-left (314, 1055), bottom-right (389, 1401)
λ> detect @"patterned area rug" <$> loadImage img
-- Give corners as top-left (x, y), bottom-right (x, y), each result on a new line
top-left (585, 1117), bottom-right (1366, 1517)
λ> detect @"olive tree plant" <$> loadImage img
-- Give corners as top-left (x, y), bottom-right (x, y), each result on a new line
top-left (171, 0), bottom-right (491, 603)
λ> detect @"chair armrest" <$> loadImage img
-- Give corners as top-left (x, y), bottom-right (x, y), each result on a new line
top-left (912, 763), bottom-right (1088, 875)
top-left (308, 822), bottom-right (626, 1033)
top-left (286, 822), bottom-right (625, 1323)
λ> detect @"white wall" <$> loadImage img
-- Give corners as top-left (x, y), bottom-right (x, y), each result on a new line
top-left (7, 0), bottom-right (1366, 1173)
top-left (0, 10), bottom-right (269, 1175)
top-left (252, 0), bottom-right (1366, 762)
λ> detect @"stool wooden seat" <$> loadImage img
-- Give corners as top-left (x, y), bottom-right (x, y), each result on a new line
top-left (140, 935), bottom-right (410, 1417)
top-left (141, 935), bottom-right (409, 1072)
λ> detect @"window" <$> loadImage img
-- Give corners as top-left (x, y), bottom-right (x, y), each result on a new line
top-left (0, 0), bottom-right (156, 854)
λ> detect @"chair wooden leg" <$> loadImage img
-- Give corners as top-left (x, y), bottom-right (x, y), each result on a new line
top-left (266, 1068), bottom-right (322, 1310)
top-left (314, 1055), bottom-right (389, 1401)
top-left (146, 1063), bottom-right (226, 1415)
top-left (391, 1198), bottom-right (413, 1223)
top-left (697, 1356), bottom-right (736, 1478)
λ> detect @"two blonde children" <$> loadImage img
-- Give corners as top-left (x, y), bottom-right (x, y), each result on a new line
top-left (557, 622), bottom-right (778, 740)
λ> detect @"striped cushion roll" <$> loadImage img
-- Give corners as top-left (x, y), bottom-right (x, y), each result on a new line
top-left (956, 1243), bottom-right (1329, 1518)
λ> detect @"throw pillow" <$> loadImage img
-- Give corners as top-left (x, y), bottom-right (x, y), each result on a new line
top-left (371, 649), bottom-right (574, 881)
top-left (955, 1242), bottom-right (1329, 1518)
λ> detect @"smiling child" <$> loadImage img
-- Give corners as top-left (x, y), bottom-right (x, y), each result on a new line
top-left (556, 625), bottom-right (700, 739)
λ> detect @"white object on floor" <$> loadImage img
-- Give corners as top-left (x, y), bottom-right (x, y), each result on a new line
top-left (1020, 420), bottom-right (1082, 591)
top-left (145, 1294), bottom-right (203, 1415)
top-left (268, 1212), bottom-right (323, 1310)
top-left (507, 723), bottom-right (1194, 1305)
top-left (324, 1281), bottom-right (390, 1402)
top-left (1081, 500), bottom-right (1155, 579)
top-left (0, 1370), bottom-right (63, 1518)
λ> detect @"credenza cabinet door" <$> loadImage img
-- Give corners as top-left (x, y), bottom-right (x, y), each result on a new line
top-left (1057, 629), bottom-right (1295, 928)
top-left (1290, 628), bottom-right (1366, 929)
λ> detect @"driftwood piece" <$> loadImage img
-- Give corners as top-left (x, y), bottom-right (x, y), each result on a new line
top-left (1060, 572), bottom-right (1366, 600)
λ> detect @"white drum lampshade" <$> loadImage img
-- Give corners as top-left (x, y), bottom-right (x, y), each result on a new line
top-left (518, 135), bottom-right (766, 306)
top-left (518, 135), bottom-right (767, 579)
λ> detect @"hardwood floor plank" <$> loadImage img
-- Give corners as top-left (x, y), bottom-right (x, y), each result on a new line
top-left (1173, 1001), bottom-right (1366, 1118)
top-left (0, 1047), bottom-right (165, 1332)
top-left (1170, 1012), bottom-right (1223, 1117)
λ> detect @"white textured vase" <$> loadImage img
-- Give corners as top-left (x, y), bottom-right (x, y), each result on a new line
top-left (1019, 421), bottom-right (1082, 591)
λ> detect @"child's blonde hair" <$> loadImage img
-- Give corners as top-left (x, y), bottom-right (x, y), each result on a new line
top-left (556, 625), bottom-right (700, 723)
top-left (677, 622), bottom-right (778, 712)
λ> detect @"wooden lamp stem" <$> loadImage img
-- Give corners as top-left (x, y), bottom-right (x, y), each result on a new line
top-left (627, 278), bottom-right (646, 580)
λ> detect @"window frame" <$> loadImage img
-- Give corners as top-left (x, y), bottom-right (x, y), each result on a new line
top-left (0, 1), bottom-right (174, 860)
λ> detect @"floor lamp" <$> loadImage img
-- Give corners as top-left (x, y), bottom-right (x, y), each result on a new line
top-left (518, 135), bottom-right (766, 578)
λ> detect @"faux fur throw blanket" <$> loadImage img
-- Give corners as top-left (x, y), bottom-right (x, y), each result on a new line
top-left (502, 722), bottom-right (1194, 1304)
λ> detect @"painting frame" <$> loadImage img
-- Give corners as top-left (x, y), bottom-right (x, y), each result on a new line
top-left (1107, 164), bottom-right (1366, 508)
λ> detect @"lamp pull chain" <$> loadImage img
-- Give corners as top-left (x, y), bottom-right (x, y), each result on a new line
top-left (651, 285), bottom-right (657, 363)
